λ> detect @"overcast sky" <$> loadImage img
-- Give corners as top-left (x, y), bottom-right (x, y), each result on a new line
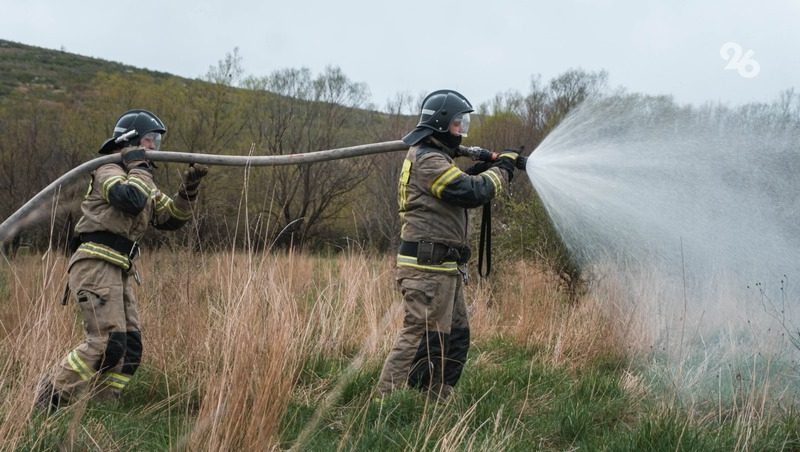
top-left (3, 0), bottom-right (798, 110)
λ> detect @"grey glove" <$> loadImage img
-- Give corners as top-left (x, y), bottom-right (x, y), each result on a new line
top-left (179, 164), bottom-right (209, 200)
top-left (491, 151), bottom-right (518, 182)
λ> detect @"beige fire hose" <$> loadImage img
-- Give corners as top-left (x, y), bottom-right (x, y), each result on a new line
top-left (0, 140), bottom-right (408, 245)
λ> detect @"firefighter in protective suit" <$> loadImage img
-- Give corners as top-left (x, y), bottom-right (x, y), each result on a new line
top-left (36, 109), bottom-right (208, 411)
top-left (378, 90), bottom-right (517, 401)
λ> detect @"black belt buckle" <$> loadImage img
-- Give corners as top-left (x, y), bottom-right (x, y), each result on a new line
top-left (417, 240), bottom-right (436, 265)
top-left (456, 246), bottom-right (471, 265)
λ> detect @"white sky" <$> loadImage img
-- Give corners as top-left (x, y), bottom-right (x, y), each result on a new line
top-left (3, 0), bottom-right (798, 110)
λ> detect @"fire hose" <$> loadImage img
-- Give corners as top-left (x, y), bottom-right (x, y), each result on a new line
top-left (0, 140), bottom-right (409, 245)
top-left (0, 141), bottom-right (529, 279)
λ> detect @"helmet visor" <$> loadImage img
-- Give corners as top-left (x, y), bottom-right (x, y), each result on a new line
top-left (450, 113), bottom-right (471, 137)
top-left (142, 132), bottom-right (162, 151)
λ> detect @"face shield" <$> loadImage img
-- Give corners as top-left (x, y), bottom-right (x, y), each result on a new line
top-left (449, 112), bottom-right (471, 137)
top-left (141, 132), bottom-right (162, 151)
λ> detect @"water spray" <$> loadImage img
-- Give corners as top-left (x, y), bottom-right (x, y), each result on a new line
top-left (525, 94), bottom-right (800, 399)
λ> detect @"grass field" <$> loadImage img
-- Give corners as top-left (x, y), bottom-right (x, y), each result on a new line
top-left (0, 250), bottom-right (798, 451)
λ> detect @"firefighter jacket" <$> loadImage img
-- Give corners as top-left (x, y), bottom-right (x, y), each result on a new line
top-left (397, 143), bottom-right (509, 273)
top-left (70, 147), bottom-right (195, 270)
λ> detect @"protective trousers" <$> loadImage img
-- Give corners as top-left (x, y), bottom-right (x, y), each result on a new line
top-left (51, 258), bottom-right (142, 404)
top-left (378, 267), bottom-right (470, 395)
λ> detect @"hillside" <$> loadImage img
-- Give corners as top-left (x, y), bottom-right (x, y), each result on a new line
top-left (0, 38), bottom-right (417, 253)
top-left (0, 39), bottom-right (174, 97)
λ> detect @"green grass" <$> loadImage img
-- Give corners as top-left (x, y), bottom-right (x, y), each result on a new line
top-left (281, 338), bottom-right (634, 450)
top-left (21, 403), bottom-right (190, 451)
top-left (11, 337), bottom-right (800, 450)
top-left (17, 367), bottom-right (194, 451)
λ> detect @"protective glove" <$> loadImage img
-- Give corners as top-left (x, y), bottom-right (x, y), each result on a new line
top-left (465, 160), bottom-right (492, 175)
top-left (491, 151), bottom-right (518, 182)
top-left (120, 147), bottom-right (151, 172)
top-left (179, 163), bottom-right (209, 201)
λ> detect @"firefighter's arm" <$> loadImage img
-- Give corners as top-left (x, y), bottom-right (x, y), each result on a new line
top-left (152, 192), bottom-right (193, 231)
top-left (152, 164), bottom-right (208, 230)
top-left (417, 153), bottom-right (509, 209)
top-left (96, 163), bottom-right (151, 216)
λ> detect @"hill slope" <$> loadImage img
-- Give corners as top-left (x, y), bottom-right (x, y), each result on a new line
top-left (0, 39), bottom-right (176, 97)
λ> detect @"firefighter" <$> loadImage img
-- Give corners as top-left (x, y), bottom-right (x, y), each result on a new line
top-left (378, 90), bottom-right (517, 401)
top-left (36, 109), bottom-right (208, 411)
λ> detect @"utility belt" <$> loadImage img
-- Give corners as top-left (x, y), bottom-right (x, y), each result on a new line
top-left (70, 231), bottom-right (140, 261)
top-left (398, 240), bottom-right (471, 266)
top-left (62, 231), bottom-right (141, 305)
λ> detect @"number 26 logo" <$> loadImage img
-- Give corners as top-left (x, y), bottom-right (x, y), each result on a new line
top-left (720, 42), bottom-right (761, 78)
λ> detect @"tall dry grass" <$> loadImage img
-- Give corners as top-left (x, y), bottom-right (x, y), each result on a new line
top-left (1, 248), bottom-right (793, 450)
top-left (0, 250), bottom-right (78, 451)
top-left (0, 248), bottom-right (615, 449)
top-left (469, 259), bottom-right (626, 370)
top-left (0, 249), bottom-right (404, 450)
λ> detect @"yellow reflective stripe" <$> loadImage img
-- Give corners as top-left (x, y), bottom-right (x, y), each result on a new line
top-left (396, 254), bottom-right (459, 273)
top-left (108, 372), bottom-right (131, 383)
top-left (67, 351), bottom-right (94, 381)
top-left (78, 242), bottom-right (130, 270)
top-left (105, 380), bottom-right (125, 389)
top-left (484, 170), bottom-right (503, 195)
top-left (101, 175), bottom-right (127, 201)
top-left (100, 175), bottom-right (152, 201)
top-left (154, 193), bottom-right (170, 212)
top-left (126, 176), bottom-right (152, 197)
top-left (84, 179), bottom-right (94, 199)
top-left (166, 198), bottom-right (192, 221)
top-left (431, 166), bottom-right (462, 198)
top-left (398, 159), bottom-right (412, 212)
top-left (103, 372), bottom-right (131, 390)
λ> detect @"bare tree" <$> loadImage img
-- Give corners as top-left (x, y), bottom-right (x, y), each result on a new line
top-left (173, 48), bottom-right (247, 153)
top-left (356, 92), bottom-right (417, 250)
top-left (0, 93), bottom-right (76, 251)
top-left (243, 66), bottom-right (374, 247)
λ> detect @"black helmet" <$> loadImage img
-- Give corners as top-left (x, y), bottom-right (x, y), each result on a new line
top-left (99, 109), bottom-right (167, 154)
top-left (402, 90), bottom-right (474, 146)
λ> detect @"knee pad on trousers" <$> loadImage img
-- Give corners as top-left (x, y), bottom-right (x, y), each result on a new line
top-left (122, 330), bottom-right (142, 375)
top-left (444, 327), bottom-right (470, 386)
top-left (408, 330), bottom-right (449, 390)
top-left (98, 332), bottom-right (127, 373)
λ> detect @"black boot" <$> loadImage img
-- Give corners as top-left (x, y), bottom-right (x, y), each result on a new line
top-left (34, 378), bottom-right (63, 414)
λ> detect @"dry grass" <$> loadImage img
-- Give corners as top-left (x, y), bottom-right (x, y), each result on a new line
top-left (0, 249), bottom-right (406, 450)
top-left (0, 249), bottom-right (796, 450)
top-left (0, 249), bottom-right (605, 449)
top-left (0, 250), bottom-right (75, 450)
top-left (469, 259), bottom-right (626, 370)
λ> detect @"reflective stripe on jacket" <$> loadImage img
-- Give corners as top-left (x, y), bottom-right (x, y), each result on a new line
top-left (397, 144), bottom-right (508, 273)
top-left (70, 147), bottom-right (195, 269)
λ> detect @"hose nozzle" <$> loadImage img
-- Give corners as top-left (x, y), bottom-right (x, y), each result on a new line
top-left (457, 146), bottom-right (527, 171)
top-left (514, 154), bottom-right (527, 170)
